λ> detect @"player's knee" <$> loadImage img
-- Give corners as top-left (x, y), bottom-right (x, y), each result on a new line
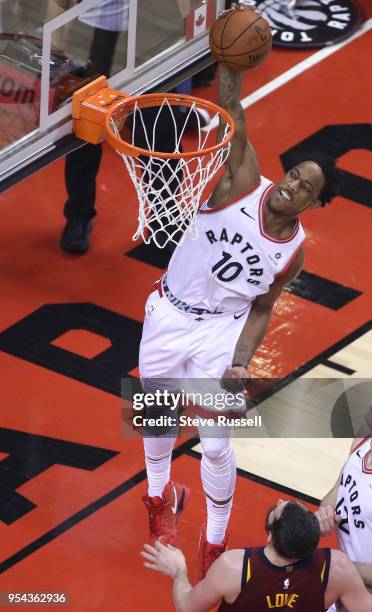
top-left (201, 440), bottom-right (232, 463)
top-left (140, 377), bottom-right (180, 395)
top-left (203, 447), bottom-right (223, 462)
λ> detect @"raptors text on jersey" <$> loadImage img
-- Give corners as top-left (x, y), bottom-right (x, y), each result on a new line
top-left (166, 177), bottom-right (305, 316)
top-left (336, 437), bottom-right (372, 564)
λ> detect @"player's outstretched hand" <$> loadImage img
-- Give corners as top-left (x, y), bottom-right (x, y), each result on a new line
top-left (220, 365), bottom-right (251, 393)
top-left (315, 504), bottom-right (341, 536)
top-left (219, 2), bottom-right (259, 18)
top-left (141, 541), bottom-right (187, 578)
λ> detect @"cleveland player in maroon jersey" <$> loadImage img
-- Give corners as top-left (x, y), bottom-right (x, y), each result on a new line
top-left (141, 499), bottom-right (372, 611)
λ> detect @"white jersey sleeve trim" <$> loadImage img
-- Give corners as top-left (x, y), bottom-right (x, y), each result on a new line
top-left (199, 179), bottom-right (262, 214)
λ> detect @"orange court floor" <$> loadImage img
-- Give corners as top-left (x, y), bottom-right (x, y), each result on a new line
top-left (0, 3), bottom-right (371, 610)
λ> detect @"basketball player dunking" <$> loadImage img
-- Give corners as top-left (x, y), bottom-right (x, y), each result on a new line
top-left (141, 500), bottom-right (372, 611)
top-left (139, 40), bottom-right (341, 576)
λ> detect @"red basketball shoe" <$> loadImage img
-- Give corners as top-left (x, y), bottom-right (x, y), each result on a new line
top-left (198, 524), bottom-right (228, 579)
top-left (143, 481), bottom-right (189, 545)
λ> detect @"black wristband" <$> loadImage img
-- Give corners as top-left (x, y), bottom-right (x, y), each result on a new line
top-left (232, 363), bottom-right (245, 368)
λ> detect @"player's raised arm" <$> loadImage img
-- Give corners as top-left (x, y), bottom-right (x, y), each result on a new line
top-left (208, 63), bottom-right (260, 208)
top-left (217, 64), bottom-right (259, 177)
top-left (207, 4), bottom-right (272, 207)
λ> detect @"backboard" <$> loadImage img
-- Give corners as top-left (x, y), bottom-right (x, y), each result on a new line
top-left (0, 0), bottom-right (224, 192)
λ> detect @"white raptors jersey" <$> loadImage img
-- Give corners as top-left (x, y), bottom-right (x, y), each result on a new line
top-left (166, 177), bottom-right (305, 314)
top-left (336, 437), bottom-right (372, 563)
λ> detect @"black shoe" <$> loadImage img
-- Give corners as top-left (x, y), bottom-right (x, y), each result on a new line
top-left (60, 218), bottom-right (92, 254)
top-left (183, 107), bottom-right (211, 131)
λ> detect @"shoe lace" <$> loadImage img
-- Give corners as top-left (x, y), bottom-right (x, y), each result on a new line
top-left (147, 500), bottom-right (171, 535)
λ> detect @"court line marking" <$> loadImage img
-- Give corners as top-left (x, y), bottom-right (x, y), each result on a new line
top-left (186, 449), bottom-right (320, 506)
top-left (240, 321), bottom-right (372, 410)
top-left (0, 436), bottom-right (197, 574)
top-left (206, 18), bottom-right (372, 130)
top-left (323, 359), bottom-right (356, 376)
top-left (0, 435), bottom-right (319, 574)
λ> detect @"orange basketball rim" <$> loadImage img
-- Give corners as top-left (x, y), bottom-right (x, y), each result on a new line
top-left (72, 76), bottom-right (235, 249)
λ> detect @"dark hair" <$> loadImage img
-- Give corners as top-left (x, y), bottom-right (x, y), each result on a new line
top-left (266, 501), bottom-right (320, 559)
top-left (294, 151), bottom-right (342, 206)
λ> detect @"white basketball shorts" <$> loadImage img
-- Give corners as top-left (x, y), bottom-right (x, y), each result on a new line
top-left (139, 289), bottom-right (250, 381)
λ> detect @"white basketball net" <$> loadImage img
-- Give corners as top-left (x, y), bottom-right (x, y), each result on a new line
top-left (109, 97), bottom-right (232, 248)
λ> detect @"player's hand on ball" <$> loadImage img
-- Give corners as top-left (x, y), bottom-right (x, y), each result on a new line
top-left (315, 505), bottom-right (341, 536)
top-left (219, 3), bottom-right (258, 18)
top-left (221, 365), bottom-right (251, 392)
top-left (211, 4), bottom-right (271, 71)
top-left (141, 541), bottom-right (187, 578)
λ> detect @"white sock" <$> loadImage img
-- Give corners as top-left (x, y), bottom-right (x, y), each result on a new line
top-left (200, 437), bottom-right (236, 545)
top-left (206, 496), bottom-right (233, 545)
top-left (143, 436), bottom-right (176, 498)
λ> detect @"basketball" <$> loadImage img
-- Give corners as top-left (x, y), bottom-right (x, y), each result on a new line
top-left (209, 7), bottom-right (272, 71)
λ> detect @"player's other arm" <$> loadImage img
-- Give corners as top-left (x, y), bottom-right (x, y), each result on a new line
top-left (316, 480), bottom-right (341, 536)
top-left (327, 550), bottom-right (372, 611)
top-left (141, 542), bottom-right (238, 612)
top-left (171, 553), bottom-right (238, 612)
top-left (208, 64), bottom-right (260, 209)
top-left (316, 438), bottom-right (363, 536)
top-left (222, 249), bottom-right (303, 391)
top-left (354, 563), bottom-right (372, 591)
